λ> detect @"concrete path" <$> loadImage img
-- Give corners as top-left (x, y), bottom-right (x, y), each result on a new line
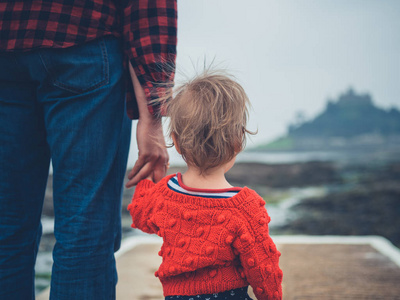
top-left (38, 235), bottom-right (400, 300)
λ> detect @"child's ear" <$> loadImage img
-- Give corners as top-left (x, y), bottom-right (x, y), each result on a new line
top-left (234, 141), bottom-right (243, 154)
top-left (171, 132), bottom-right (182, 154)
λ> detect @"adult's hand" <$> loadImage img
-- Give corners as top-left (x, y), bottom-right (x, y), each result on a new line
top-left (125, 63), bottom-right (169, 188)
top-left (126, 118), bottom-right (168, 187)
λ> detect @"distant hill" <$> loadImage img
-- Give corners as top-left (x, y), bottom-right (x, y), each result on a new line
top-left (257, 89), bottom-right (400, 151)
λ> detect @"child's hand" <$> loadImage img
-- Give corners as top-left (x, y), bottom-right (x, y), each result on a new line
top-left (145, 174), bottom-right (154, 182)
top-left (144, 163), bottom-right (169, 183)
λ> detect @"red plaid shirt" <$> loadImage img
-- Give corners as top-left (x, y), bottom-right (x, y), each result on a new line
top-left (0, 0), bottom-right (177, 119)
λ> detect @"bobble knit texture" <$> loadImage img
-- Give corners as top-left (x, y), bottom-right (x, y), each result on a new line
top-left (128, 174), bottom-right (283, 300)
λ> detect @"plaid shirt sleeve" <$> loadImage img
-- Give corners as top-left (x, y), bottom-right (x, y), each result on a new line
top-left (122, 0), bottom-right (177, 119)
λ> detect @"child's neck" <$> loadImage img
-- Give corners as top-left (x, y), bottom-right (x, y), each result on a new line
top-left (181, 166), bottom-right (233, 190)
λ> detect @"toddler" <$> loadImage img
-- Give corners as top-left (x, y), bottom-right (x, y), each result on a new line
top-left (128, 71), bottom-right (283, 300)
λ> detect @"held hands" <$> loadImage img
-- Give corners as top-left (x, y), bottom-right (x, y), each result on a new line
top-left (125, 62), bottom-right (169, 188)
top-left (125, 118), bottom-right (169, 187)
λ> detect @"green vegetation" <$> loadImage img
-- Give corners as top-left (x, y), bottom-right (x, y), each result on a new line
top-left (255, 136), bottom-right (294, 151)
top-left (35, 273), bottom-right (51, 280)
top-left (256, 88), bottom-right (400, 151)
top-left (262, 191), bottom-right (292, 204)
top-left (289, 89), bottom-right (400, 138)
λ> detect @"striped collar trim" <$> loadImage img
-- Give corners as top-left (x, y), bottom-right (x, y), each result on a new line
top-left (167, 173), bottom-right (241, 199)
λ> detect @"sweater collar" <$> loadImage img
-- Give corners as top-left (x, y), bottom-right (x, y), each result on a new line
top-left (156, 173), bottom-right (259, 208)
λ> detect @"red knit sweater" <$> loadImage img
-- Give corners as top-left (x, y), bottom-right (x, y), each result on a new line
top-left (128, 174), bottom-right (283, 300)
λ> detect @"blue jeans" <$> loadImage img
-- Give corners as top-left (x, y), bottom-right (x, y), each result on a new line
top-left (0, 36), bottom-right (131, 300)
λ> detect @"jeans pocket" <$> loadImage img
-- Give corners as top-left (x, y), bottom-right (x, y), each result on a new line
top-left (39, 37), bottom-right (109, 94)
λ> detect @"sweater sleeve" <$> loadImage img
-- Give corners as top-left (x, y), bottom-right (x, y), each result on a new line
top-left (127, 179), bottom-right (158, 234)
top-left (233, 197), bottom-right (283, 300)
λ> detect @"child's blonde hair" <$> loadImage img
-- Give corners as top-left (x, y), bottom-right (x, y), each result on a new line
top-left (167, 71), bottom-right (255, 174)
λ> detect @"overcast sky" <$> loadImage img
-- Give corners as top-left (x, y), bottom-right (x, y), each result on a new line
top-left (176, 0), bottom-right (400, 143)
top-left (128, 0), bottom-right (400, 166)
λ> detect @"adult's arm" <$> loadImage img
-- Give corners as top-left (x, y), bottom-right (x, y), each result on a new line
top-left (122, 0), bottom-right (177, 117)
top-left (125, 65), bottom-right (169, 187)
top-left (121, 0), bottom-right (177, 187)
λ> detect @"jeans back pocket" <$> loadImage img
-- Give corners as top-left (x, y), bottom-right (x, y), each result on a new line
top-left (39, 37), bottom-right (109, 94)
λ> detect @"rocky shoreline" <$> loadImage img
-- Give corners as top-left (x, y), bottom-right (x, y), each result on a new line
top-left (273, 162), bottom-right (400, 248)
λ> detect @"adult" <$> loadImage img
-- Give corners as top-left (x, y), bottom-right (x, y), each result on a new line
top-left (0, 1), bottom-right (177, 299)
